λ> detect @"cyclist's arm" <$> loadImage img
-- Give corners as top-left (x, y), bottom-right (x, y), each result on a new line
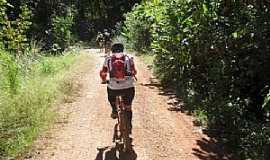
top-left (100, 58), bottom-right (109, 81)
top-left (100, 66), bottom-right (108, 81)
top-left (130, 57), bottom-right (137, 76)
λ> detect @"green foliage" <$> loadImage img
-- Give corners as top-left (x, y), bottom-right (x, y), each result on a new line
top-left (51, 7), bottom-right (75, 52)
top-left (122, 3), bottom-right (153, 52)
top-left (0, 0), bottom-right (6, 23)
top-left (0, 4), bottom-right (32, 54)
top-left (0, 0), bottom-right (142, 52)
top-left (137, 53), bottom-right (155, 66)
top-left (124, 0), bottom-right (270, 159)
top-left (263, 89), bottom-right (270, 114)
top-left (0, 51), bottom-right (19, 94)
top-left (74, 0), bottom-right (141, 40)
top-left (0, 48), bottom-right (79, 159)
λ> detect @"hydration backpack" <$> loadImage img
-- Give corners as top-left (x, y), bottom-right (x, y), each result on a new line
top-left (109, 53), bottom-right (131, 79)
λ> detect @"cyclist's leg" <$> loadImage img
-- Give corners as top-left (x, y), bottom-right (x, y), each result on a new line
top-left (107, 87), bottom-right (118, 118)
top-left (122, 87), bottom-right (135, 109)
top-left (99, 42), bottom-right (103, 53)
top-left (102, 40), bottom-right (105, 53)
top-left (122, 87), bottom-right (135, 133)
top-left (104, 41), bottom-right (107, 54)
top-left (105, 41), bottom-right (111, 56)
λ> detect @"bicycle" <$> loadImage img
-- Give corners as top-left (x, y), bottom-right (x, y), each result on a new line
top-left (113, 94), bottom-right (132, 152)
top-left (102, 76), bottom-right (137, 152)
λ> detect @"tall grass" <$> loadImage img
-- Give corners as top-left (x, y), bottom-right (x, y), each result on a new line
top-left (0, 49), bottom-right (80, 159)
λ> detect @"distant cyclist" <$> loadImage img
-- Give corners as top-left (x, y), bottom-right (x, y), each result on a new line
top-left (100, 43), bottom-right (137, 133)
top-left (96, 31), bottom-right (104, 53)
top-left (103, 29), bottom-right (112, 56)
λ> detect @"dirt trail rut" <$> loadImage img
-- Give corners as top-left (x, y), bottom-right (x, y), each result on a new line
top-left (26, 49), bottom-right (231, 160)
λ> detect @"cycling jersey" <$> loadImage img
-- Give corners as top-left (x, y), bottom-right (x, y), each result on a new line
top-left (100, 53), bottom-right (137, 90)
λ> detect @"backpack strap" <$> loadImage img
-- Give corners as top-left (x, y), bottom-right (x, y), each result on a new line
top-left (107, 57), bottom-right (112, 72)
top-left (125, 55), bottom-right (131, 74)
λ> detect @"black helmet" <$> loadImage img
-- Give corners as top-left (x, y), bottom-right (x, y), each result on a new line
top-left (111, 43), bottom-right (124, 53)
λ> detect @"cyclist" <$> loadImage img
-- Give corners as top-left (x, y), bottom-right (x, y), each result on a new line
top-left (103, 29), bottom-right (112, 56)
top-left (96, 31), bottom-right (104, 53)
top-left (100, 43), bottom-right (137, 133)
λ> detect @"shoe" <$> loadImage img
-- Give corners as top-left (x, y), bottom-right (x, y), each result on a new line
top-left (111, 112), bottom-right (118, 119)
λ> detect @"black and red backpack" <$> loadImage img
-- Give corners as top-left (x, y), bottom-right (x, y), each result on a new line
top-left (109, 53), bottom-right (131, 79)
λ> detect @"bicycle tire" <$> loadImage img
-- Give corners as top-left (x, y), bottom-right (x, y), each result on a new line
top-left (122, 111), bottom-right (131, 152)
top-left (115, 96), bottom-right (132, 152)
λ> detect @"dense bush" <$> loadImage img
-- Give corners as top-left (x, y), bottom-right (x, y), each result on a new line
top-left (123, 0), bottom-right (270, 159)
top-left (122, 3), bottom-right (153, 52)
top-left (0, 2), bottom-right (32, 55)
top-left (50, 7), bottom-right (75, 53)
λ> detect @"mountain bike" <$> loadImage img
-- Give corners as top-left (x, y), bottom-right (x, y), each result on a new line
top-left (113, 95), bottom-right (132, 152)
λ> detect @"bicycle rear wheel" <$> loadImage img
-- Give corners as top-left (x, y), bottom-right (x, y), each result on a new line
top-left (122, 111), bottom-right (131, 152)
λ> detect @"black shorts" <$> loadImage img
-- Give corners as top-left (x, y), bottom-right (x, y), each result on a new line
top-left (107, 87), bottom-right (135, 108)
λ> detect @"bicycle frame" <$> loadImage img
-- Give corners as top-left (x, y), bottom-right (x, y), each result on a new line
top-left (114, 95), bottom-right (131, 152)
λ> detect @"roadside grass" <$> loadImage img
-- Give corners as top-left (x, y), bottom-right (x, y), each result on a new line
top-left (136, 53), bottom-right (155, 70)
top-left (0, 49), bottom-right (83, 159)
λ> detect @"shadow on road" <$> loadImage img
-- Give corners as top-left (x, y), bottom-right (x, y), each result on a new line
top-left (95, 119), bottom-right (136, 160)
top-left (95, 145), bottom-right (137, 160)
top-left (140, 77), bottom-right (235, 160)
top-left (192, 138), bottom-right (235, 160)
top-left (140, 77), bottom-right (187, 113)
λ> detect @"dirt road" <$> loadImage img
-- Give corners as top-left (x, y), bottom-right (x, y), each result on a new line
top-left (25, 49), bottom-right (231, 160)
